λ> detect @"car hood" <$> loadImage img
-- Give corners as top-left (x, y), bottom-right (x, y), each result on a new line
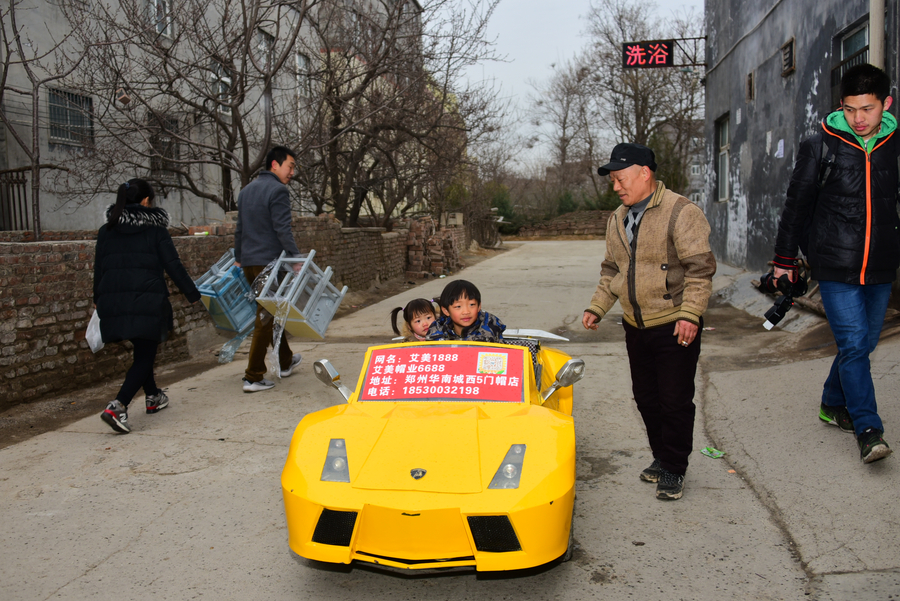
top-left (352, 404), bottom-right (488, 494)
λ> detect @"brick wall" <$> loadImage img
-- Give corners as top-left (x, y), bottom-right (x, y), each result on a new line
top-left (0, 215), bottom-right (466, 409)
top-left (0, 235), bottom-right (232, 410)
top-left (516, 210), bottom-right (613, 238)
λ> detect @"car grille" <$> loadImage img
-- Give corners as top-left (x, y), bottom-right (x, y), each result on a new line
top-left (466, 515), bottom-right (521, 552)
top-left (312, 509), bottom-right (358, 546)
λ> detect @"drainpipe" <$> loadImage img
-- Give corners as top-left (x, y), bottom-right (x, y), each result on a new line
top-left (870, 0), bottom-right (884, 69)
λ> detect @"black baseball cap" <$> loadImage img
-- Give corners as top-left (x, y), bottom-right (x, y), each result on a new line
top-left (597, 143), bottom-right (658, 176)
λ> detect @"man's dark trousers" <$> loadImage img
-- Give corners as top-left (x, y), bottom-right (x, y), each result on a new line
top-left (243, 265), bottom-right (293, 382)
top-left (623, 319), bottom-right (702, 476)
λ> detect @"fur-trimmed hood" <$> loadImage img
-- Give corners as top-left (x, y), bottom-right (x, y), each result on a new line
top-left (104, 203), bottom-right (170, 229)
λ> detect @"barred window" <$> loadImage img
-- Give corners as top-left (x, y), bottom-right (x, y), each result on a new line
top-left (149, 115), bottom-right (179, 181)
top-left (715, 114), bottom-right (730, 202)
top-left (48, 89), bottom-right (94, 145)
top-left (296, 52), bottom-right (311, 97)
top-left (258, 29), bottom-right (274, 70)
top-left (153, 0), bottom-right (173, 37)
top-left (211, 62), bottom-right (233, 113)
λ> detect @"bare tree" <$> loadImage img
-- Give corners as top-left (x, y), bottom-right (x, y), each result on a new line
top-left (0, 0), bottom-right (94, 238)
top-left (526, 59), bottom-right (589, 193)
top-left (53, 0), bottom-right (316, 211)
top-left (291, 0), bottom-right (506, 226)
top-left (583, 0), bottom-right (704, 192)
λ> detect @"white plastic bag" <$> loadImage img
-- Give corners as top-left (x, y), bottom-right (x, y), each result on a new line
top-left (86, 311), bottom-right (104, 353)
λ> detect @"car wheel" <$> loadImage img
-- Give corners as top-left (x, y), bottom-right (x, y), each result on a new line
top-left (563, 505), bottom-right (575, 562)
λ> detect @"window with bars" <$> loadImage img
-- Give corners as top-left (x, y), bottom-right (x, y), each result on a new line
top-left (296, 53), bottom-right (311, 97)
top-left (149, 115), bottom-right (179, 181)
top-left (831, 22), bottom-right (869, 109)
top-left (258, 29), bottom-right (274, 70)
top-left (211, 62), bottom-right (233, 113)
top-left (715, 114), bottom-right (730, 202)
top-left (48, 89), bottom-right (94, 145)
top-left (781, 38), bottom-right (795, 76)
top-left (152, 0), bottom-right (173, 37)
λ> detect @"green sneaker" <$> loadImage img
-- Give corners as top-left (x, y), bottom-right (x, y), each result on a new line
top-left (819, 404), bottom-right (854, 433)
top-left (858, 428), bottom-right (892, 464)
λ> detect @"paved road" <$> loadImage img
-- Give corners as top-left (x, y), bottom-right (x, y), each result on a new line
top-left (1, 241), bottom-right (897, 600)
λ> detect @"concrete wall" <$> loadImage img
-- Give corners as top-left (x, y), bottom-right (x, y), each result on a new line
top-left (0, 215), bottom-right (468, 409)
top-left (703, 0), bottom-right (900, 272)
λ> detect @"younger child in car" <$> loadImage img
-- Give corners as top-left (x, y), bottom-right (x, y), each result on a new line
top-left (390, 298), bottom-right (438, 342)
top-left (427, 280), bottom-right (506, 342)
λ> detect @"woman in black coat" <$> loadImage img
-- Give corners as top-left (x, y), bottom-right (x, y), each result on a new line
top-left (94, 179), bottom-right (200, 433)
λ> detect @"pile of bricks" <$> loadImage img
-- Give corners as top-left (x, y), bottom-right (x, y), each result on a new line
top-left (404, 218), bottom-right (464, 279)
top-left (405, 220), bottom-right (429, 278)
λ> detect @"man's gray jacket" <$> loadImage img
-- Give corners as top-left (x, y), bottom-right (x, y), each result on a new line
top-left (234, 171), bottom-right (301, 267)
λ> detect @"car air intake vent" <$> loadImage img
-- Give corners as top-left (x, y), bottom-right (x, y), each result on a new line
top-left (312, 509), bottom-right (358, 546)
top-left (467, 515), bottom-right (521, 552)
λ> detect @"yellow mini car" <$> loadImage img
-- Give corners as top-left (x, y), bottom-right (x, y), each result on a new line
top-left (281, 331), bottom-right (585, 572)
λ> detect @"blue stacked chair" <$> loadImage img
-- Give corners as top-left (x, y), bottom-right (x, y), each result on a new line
top-left (195, 249), bottom-right (256, 335)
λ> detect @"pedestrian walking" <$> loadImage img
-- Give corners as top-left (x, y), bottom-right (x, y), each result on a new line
top-left (582, 143), bottom-right (716, 500)
top-left (772, 63), bottom-right (897, 463)
top-left (94, 178), bottom-right (201, 433)
top-left (234, 145), bottom-right (303, 392)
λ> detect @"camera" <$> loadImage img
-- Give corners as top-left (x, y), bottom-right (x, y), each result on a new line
top-left (757, 271), bottom-right (808, 330)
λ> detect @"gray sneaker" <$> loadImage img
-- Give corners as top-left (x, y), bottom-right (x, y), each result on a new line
top-left (280, 354), bottom-right (303, 378)
top-left (640, 458), bottom-right (661, 482)
top-left (101, 400), bottom-right (130, 434)
top-left (146, 390), bottom-right (169, 414)
top-left (858, 428), bottom-right (893, 464)
top-left (656, 468), bottom-right (684, 500)
top-left (243, 378), bottom-right (275, 393)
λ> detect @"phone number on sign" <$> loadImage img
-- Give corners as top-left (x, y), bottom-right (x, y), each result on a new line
top-left (403, 385), bottom-right (479, 396)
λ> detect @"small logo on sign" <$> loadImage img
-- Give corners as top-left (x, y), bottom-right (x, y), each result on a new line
top-left (410, 468), bottom-right (427, 480)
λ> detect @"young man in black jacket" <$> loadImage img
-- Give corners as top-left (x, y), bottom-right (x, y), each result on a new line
top-left (773, 64), bottom-right (898, 463)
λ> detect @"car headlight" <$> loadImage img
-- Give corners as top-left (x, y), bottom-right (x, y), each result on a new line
top-left (488, 444), bottom-right (526, 489)
top-left (320, 438), bottom-right (350, 482)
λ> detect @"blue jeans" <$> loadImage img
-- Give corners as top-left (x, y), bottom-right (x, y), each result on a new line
top-left (818, 280), bottom-right (891, 436)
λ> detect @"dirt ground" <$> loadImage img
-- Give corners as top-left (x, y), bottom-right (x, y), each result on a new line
top-left (0, 244), bottom-right (510, 449)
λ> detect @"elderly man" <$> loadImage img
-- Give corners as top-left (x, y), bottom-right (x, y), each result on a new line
top-left (582, 143), bottom-right (716, 500)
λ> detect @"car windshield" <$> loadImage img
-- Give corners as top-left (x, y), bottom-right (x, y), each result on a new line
top-left (358, 344), bottom-right (525, 403)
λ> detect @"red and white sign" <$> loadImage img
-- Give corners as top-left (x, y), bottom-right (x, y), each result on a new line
top-left (622, 39), bottom-right (675, 69)
top-left (358, 345), bottom-right (525, 403)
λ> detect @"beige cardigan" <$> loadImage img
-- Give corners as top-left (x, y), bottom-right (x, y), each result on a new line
top-left (586, 181), bottom-right (717, 329)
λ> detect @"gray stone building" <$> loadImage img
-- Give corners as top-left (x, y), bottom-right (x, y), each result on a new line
top-left (703, 0), bottom-right (899, 271)
top-left (0, 0), bottom-right (425, 234)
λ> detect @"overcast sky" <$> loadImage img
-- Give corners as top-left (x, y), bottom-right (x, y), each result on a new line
top-left (467, 0), bottom-right (705, 161)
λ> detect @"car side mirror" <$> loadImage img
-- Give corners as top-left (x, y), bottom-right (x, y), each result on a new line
top-left (313, 359), bottom-right (352, 402)
top-left (541, 358), bottom-right (586, 401)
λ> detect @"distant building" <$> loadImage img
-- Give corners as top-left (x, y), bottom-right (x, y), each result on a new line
top-left (703, 1), bottom-right (899, 271)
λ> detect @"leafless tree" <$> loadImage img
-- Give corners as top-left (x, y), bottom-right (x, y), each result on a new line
top-left (583, 0), bottom-right (704, 193)
top-left (53, 0), bottom-right (316, 211)
top-left (0, 0), bottom-right (95, 238)
top-left (290, 0), bottom-right (506, 227)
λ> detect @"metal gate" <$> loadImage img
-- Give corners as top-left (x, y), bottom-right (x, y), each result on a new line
top-left (0, 173), bottom-right (29, 231)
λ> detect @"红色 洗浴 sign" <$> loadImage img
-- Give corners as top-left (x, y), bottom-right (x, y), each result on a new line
top-left (622, 40), bottom-right (675, 69)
